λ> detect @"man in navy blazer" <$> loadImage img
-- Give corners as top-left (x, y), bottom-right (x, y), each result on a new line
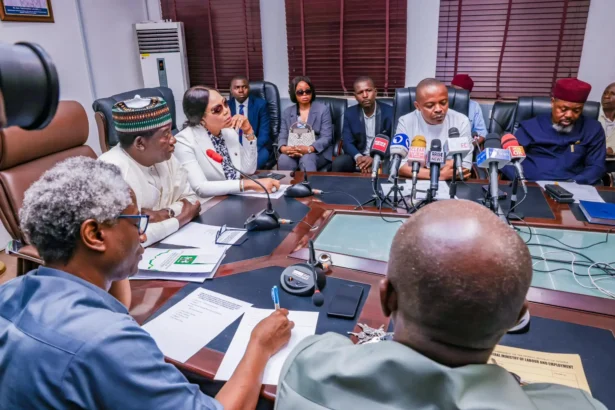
top-left (332, 77), bottom-right (394, 173)
top-left (229, 76), bottom-right (272, 169)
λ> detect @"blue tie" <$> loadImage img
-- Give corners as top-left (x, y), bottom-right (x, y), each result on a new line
top-left (238, 104), bottom-right (244, 143)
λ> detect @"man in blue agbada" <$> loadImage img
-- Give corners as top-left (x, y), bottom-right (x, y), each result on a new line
top-left (502, 78), bottom-right (606, 184)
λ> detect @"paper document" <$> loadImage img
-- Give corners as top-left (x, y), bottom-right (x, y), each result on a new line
top-left (382, 180), bottom-right (454, 201)
top-left (142, 288), bottom-right (252, 363)
top-left (215, 308), bottom-right (318, 385)
top-left (537, 181), bottom-right (604, 203)
top-left (161, 222), bottom-right (246, 251)
top-left (232, 184), bottom-right (289, 199)
top-left (490, 345), bottom-right (592, 394)
top-left (131, 247), bottom-right (225, 282)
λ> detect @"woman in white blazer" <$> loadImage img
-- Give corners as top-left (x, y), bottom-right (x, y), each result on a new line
top-left (174, 86), bottom-right (280, 197)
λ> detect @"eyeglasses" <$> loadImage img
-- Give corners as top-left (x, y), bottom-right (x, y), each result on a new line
top-left (296, 89), bottom-right (312, 96)
top-left (215, 224), bottom-right (248, 246)
top-left (210, 98), bottom-right (229, 115)
top-left (118, 214), bottom-right (149, 235)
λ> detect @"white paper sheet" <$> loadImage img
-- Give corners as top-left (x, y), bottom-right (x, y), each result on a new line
top-left (131, 247), bottom-right (225, 282)
top-left (142, 288), bottom-right (252, 363)
top-left (214, 308), bottom-right (318, 385)
top-left (381, 180), bottom-right (454, 201)
top-left (231, 184), bottom-right (289, 199)
top-left (537, 181), bottom-right (604, 203)
top-left (161, 222), bottom-right (246, 251)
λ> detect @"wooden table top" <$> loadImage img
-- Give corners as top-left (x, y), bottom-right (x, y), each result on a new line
top-left (129, 172), bottom-right (615, 401)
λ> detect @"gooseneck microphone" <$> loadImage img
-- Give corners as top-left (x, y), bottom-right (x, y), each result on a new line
top-left (501, 134), bottom-right (527, 193)
top-left (445, 127), bottom-right (472, 181)
top-left (206, 149), bottom-right (280, 231)
top-left (369, 134), bottom-right (391, 181)
top-left (308, 240), bottom-right (325, 306)
top-left (388, 133), bottom-right (410, 183)
top-left (426, 139), bottom-right (445, 198)
top-left (285, 163), bottom-right (315, 198)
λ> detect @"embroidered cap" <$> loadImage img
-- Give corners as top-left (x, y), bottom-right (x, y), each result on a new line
top-left (112, 95), bottom-right (172, 134)
top-left (552, 78), bottom-right (592, 104)
top-left (451, 74), bottom-right (474, 92)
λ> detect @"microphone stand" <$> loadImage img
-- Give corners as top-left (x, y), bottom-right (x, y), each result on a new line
top-left (508, 174), bottom-right (524, 220)
top-left (384, 174), bottom-right (410, 212)
top-left (449, 165), bottom-right (458, 199)
top-left (357, 169), bottom-right (396, 210)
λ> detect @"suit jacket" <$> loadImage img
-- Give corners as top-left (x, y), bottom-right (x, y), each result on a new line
top-left (342, 102), bottom-right (394, 158)
top-left (278, 101), bottom-right (333, 161)
top-left (229, 96), bottom-right (271, 153)
top-left (173, 126), bottom-right (257, 198)
top-left (276, 333), bottom-right (606, 410)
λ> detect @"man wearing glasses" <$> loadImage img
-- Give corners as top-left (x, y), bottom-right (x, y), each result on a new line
top-left (99, 96), bottom-right (201, 247)
top-left (0, 157), bottom-right (294, 410)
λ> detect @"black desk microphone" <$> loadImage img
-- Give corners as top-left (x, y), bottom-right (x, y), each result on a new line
top-left (285, 164), bottom-right (315, 198)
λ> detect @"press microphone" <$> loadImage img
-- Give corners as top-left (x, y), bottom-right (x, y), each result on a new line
top-left (426, 139), bottom-right (445, 197)
top-left (388, 133), bottom-right (410, 182)
top-left (369, 134), bottom-right (390, 181)
top-left (501, 134), bottom-right (527, 193)
top-left (285, 163), bottom-right (314, 198)
top-left (476, 134), bottom-right (511, 214)
top-left (407, 136), bottom-right (427, 198)
top-left (206, 149), bottom-right (280, 231)
top-left (445, 127), bottom-right (472, 180)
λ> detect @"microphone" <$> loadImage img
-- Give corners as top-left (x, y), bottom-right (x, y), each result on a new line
top-left (308, 239), bottom-right (326, 307)
top-left (476, 134), bottom-right (511, 214)
top-left (445, 127), bottom-right (472, 180)
top-left (369, 134), bottom-right (390, 181)
top-left (285, 163), bottom-right (314, 198)
top-left (387, 133), bottom-right (410, 182)
top-left (501, 133), bottom-right (527, 193)
top-left (407, 136), bottom-right (427, 198)
top-left (206, 149), bottom-right (280, 231)
top-left (426, 139), bottom-right (445, 197)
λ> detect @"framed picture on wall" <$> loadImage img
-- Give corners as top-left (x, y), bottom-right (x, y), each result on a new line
top-left (0, 0), bottom-right (54, 23)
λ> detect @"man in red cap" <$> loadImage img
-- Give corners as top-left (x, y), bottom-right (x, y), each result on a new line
top-left (502, 78), bottom-right (606, 185)
top-left (451, 74), bottom-right (487, 146)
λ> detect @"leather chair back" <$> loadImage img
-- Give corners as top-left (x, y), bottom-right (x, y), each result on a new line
top-left (315, 96), bottom-right (348, 152)
top-left (0, 101), bottom-right (96, 242)
top-left (393, 87), bottom-right (470, 131)
top-left (377, 97), bottom-right (394, 107)
top-left (513, 96), bottom-right (600, 134)
top-left (93, 87), bottom-right (177, 152)
top-left (249, 81), bottom-right (281, 139)
top-left (489, 101), bottom-right (517, 135)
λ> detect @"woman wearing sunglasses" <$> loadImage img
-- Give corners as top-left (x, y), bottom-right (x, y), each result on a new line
top-left (278, 76), bottom-right (333, 171)
top-left (174, 86), bottom-right (280, 197)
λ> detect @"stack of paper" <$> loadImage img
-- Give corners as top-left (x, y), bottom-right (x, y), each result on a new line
top-left (537, 181), bottom-right (604, 203)
top-left (133, 222), bottom-right (247, 282)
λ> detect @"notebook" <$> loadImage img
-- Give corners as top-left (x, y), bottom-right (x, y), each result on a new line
top-left (579, 200), bottom-right (615, 226)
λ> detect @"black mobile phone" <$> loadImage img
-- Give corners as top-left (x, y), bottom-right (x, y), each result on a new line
top-left (256, 172), bottom-right (285, 180)
top-left (327, 284), bottom-right (364, 319)
top-left (544, 184), bottom-right (573, 199)
top-left (481, 184), bottom-right (507, 200)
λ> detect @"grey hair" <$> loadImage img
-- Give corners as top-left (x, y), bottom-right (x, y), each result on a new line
top-left (19, 156), bottom-right (132, 264)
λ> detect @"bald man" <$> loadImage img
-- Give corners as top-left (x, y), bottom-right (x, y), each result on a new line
top-left (275, 200), bottom-right (606, 409)
top-left (396, 78), bottom-right (472, 181)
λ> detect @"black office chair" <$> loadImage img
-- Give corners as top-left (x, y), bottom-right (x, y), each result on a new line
top-left (488, 102), bottom-right (517, 135)
top-left (315, 97), bottom-right (348, 171)
top-left (512, 96), bottom-right (600, 134)
top-left (249, 81), bottom-right (281, 169)
top-left (93, 87), bottom-right (178, 153)
top-left (377, 97), bottom-right (394, 107)
top-left (392, 86), bottom-right (470, 131)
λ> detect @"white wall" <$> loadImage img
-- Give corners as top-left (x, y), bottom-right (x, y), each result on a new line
top-left (260, 0), bottom-right (290, 99)
top-left (405, 0), bottom-right (439, 86)
top-left (578, 0), bottom-right (615, 102)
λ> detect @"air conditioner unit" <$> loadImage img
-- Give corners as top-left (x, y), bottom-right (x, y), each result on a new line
top-left (135, 21), bottom-right (190, 127)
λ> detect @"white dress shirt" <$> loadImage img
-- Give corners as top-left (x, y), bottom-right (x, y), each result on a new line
top-left (395, 109), bottom-right (473, 169)
top-left (599, 106), bottom-right (615, 152)
top-left (173, 126), bottom-right (257, 198)
top-left (236, 97), bottom-right (249, 119)
top-left (99, 145), bottom-right (198, 247)
top-left (356, 106), bottom-right (377, 160)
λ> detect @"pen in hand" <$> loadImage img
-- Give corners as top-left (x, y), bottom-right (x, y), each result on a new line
top-left (271, 286), bottom-right (280, 310)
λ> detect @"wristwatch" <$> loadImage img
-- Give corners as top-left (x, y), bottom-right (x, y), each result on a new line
top-left (244, 132), bottom-right (256, 141)
top-left (166, 208), bottom-right (175, 218)
top-left (307, 146), bottom-right (315, 154)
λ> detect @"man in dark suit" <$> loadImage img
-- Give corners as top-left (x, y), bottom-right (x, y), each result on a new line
top-left (229, 76), bottom-right (272, 169)
top-left (332, 77), bottom-right (394, 173)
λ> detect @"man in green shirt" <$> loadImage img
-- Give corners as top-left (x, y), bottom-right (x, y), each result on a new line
top-left (276, 200), bottom-right (606, 409)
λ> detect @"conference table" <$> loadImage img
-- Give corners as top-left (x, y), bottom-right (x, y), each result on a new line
top-left (129, 172), bottom-right (615, 406)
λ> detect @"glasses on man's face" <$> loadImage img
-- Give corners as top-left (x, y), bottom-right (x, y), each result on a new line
top-left (118, 214), bottom-right (149, 235)
top-left (215, 224), bottom-right (248, 246)
top-left (296, 89), bottom-right (312, 96)
top-left (210, 98), bottom-right (229, 115)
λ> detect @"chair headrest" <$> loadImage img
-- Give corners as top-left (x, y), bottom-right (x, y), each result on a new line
top-left (0, 101), bottom-right (88, 170)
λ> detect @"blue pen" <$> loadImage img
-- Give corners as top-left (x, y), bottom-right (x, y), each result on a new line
top-left (271, 286), bottom-right (280, 310)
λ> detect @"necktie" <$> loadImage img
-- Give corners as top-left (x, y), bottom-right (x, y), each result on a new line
top-left (238, 104), bottom-right (244, 143)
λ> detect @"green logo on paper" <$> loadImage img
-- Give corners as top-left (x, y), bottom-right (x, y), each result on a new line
top-left (175, 255), bottom-right (197, 265)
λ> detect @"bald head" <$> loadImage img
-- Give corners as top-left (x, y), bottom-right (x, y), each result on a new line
top-left (414, 78), bottom-right (449, 125)
top-left (386, 200), bottom-right (531, 350)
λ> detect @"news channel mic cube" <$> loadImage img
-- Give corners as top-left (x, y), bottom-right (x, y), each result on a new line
top-left (508, 145), bottom-right (526, 161)
top-left (392, 133), bottom-right (410, 149)
top-left (445, 137), bottom-right (472, 155)
top-left (427, 150), bottom-right (446, 166)
top-left (372, 136), bottom-right (388, 154)
top-left (476, 148), bottom-right (512, 169)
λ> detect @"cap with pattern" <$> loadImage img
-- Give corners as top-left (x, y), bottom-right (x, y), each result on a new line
top-left (552, 78), bottom-right (592, 104)
top-left (112, 95), bottom-right (172, 134)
